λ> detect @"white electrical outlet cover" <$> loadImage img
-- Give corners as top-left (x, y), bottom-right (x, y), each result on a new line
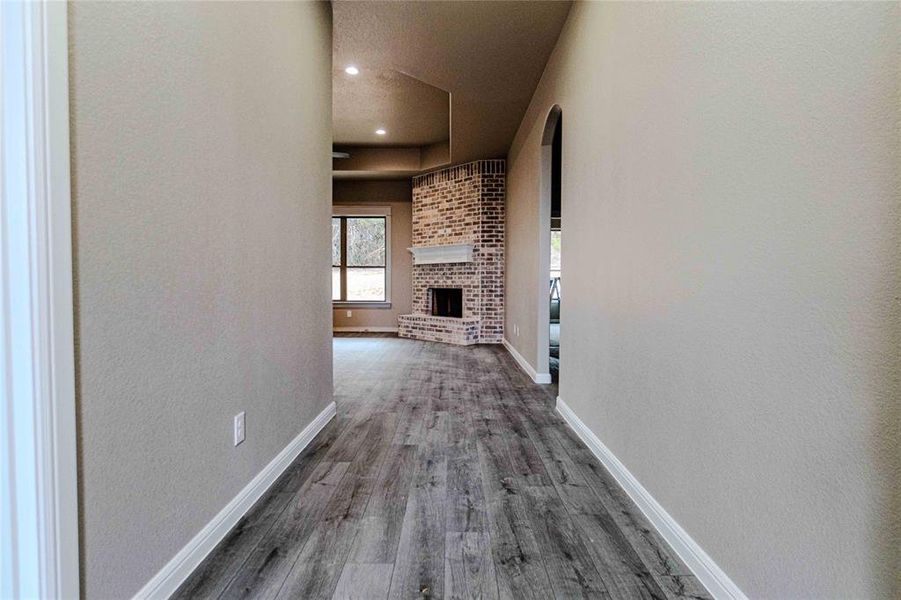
top-left (234, 412), bottom-right (246, 446)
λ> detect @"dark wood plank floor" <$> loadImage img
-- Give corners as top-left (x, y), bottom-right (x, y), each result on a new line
top-left (174, 335), bottom-right (710, 600)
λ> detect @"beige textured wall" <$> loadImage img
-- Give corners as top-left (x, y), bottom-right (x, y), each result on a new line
top-left (332, 180), bottom-right (412, 330)
top-left (69, 3), bottom-right (333, 598)
top-left (506, 3), bottom-right (899, 598)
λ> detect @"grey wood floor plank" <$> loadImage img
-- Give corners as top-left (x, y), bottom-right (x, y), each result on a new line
top-left (444, 396), bottom-right (489, 538)
top-left (218, 461), bottom-right (350, 600)
top-left (510, 391), bottom-right (688, 598)
top-left (296, 414), bottom-right (398, 560)
top-left (277, 414), bottom-right (398, 599)
top-left (473, 416), bottom-right (521, 500)
top-left (170, 484), bottom-right (291, 600)
top-left (332, 563), bottom-right (393, 600)
top-left (482, 494), bottom-right (554, 600)
top-left (655, 575), bottom-right (711, 600)
top-left (444, 532), bottom-right (499, 600)
top-left (349, 444), bottom-right (417, 563)
top-left (547, 427), bottom-right (689, 571)
top-left (494, 402), bottom-right (551, 486)
top-left (423, 410), bottom-right (449, 447)
top-left (571, 510), bottom-right (671, 600)
top-left (447, 403), bottom-right (477, 459)
top-left (326, 414), bottom-right (380, 462)
top-left (182, 336), bottom-right (710, 600)
top-left (392, 402), bottom-right (426, 445)
top-left (388, 412), bottom-right (449, 600)
top-left (474, 423), bottom-right (554, 599)
top-left (517, 409), bottom-right (585, 493)
top-left (173, 418), bottom-right (352, 599)
top-left (387, 465), bottom-right (448, 599)
top-left (545, 425), bottom-right (704, 600)
top-left (521, 486), bottom-right (609, 599)
top-left (516, 414), bottom-right (672, 599)
top-left (445, 455), bottom-right (487, 534)
top-left (276, 562), bottom-right (343, 600)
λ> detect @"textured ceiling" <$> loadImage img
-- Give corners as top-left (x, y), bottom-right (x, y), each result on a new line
top-left (333, 0), bottom-right (572, 166)
top-left (334, 67), bottom-right (449, 146)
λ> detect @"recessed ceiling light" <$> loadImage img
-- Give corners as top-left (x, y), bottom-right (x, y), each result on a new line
top-left (375, 129), bottom-right (387, 135)
top-left (345, 66), bottom-right (359, 75)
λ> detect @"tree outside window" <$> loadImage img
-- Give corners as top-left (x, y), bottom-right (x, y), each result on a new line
top-left (332, 216), bottom-right (387, 302)
top-left (550, 230), bottom-right (562, 280)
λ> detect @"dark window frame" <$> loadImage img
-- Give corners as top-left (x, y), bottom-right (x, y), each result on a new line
top-left (332, 212), bottom-right (391, 307)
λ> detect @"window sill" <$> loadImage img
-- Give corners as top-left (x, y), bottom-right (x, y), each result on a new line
top-left (333, 301), bottom-right (392, 309)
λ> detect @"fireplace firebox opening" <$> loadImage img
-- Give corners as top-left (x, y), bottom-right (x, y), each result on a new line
top-left (431, 288), bottom-right (463, 318)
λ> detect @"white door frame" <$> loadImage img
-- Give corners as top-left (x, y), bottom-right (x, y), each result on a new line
top-left (1, 1), bottom-right (79, 598)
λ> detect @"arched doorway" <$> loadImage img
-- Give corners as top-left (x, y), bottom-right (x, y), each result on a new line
top-left (537, 106), bottom-right (562, 384)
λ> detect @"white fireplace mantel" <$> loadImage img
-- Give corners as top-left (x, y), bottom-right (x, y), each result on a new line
top-left (408, 244), bottom-right (474, 265)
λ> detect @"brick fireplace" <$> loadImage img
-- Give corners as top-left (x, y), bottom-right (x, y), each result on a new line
top-left (398, 159), bottom-right (504, 345)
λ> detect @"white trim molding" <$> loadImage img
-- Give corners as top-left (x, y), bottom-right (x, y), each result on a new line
top-left (332, 301), bottom-right (392, 309)
top-left (408, 243), bottom-right (474, 265)
top-left (555, 397), bottom-right (747, 600)
top-left (503, 339), bottom-right (552, 384)
top-left (131, 401), bottom-right (337, 600)
top-left (1, 2), bottom-right (79, 598)
top-left (333, 326), bottom-right (398, 333)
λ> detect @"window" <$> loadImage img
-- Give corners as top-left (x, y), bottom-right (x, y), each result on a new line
top-left (550, 229), bottom-right (562, 280)
top-left (332, 207), bottom-right (391, 305)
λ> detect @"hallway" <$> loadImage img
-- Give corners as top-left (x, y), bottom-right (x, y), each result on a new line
top-left (175, 335), bottom-right (709, 599)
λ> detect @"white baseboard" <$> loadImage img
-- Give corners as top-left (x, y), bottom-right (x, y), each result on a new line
top-left (132, 401), bottom-right (337, 600)
top-left (502, 338), bottom-right (552, 384)
top-left (555, 397), bottom-right (747, 600)
top-left (333, 326), bottom-right (398, 333)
